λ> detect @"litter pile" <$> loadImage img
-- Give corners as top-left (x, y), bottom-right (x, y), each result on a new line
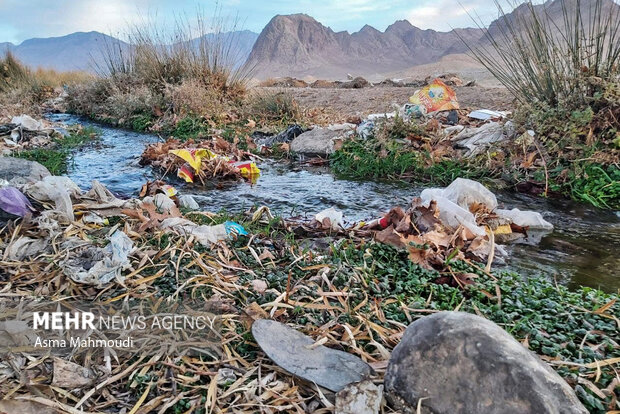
top-left (140, 136), bottom-right (260, 184)
top-left (0, 114), bottom-right (58, 151)
top-left (0, 161), bottom-right (616, 413)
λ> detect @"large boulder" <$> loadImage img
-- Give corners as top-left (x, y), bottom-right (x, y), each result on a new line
top-left (290, 125), bottom-right (355, 156)
top-left (384, 312), bottom-right (586, 414)
top-left (0, 156), bottom-right (51, 186)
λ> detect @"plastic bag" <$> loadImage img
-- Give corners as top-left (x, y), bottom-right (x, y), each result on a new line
top-left (496, 208), bottom-right (553, 230)
top-left (178, 194), bottom-right (199, 210)
top-left (25, 176), bottom-right (81, 222)
top-left (233, 161), bottom-right (260, 179)
top-left (315, 207), bottom-right (344, 231)
top-left (62, 230), bottom-right (134, 285)
top-left (0, 187), bottom-right (34, 217)
top-left (442, 178), bottom-right (497, 210)
top-left (427, 196), bottom-right (486, 237)
top-left (160, 217), bottom-right (228, 246)
top-left (409, 79), bottom-right (459, 113)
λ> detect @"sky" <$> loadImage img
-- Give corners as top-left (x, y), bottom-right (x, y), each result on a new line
top-left (0, 0), bottom-right (504, 44)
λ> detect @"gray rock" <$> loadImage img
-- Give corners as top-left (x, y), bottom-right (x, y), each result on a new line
top-left (336, 380), bottom-right (383, 414)
top-left (0, 156), bottom-right (51, 186)
top-left (290, 125), bottom-right (354, 156)
top-left (252, 319), bottom-right (373, 392)
top-left (384, 312), bottom-right (587, 414)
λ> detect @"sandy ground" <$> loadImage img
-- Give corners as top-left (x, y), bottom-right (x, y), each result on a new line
top-left (258, 85), bottom-right (514, 121)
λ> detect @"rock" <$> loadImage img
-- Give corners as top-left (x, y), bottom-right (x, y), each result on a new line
top-left (290, 125), bottom-right (355, 156)
top-left (336, 380), bottom-right (383, 414)
top-left (252, 319), bottom-right (373, 392)
top-left (11, 114), bottom-right (43, 131)
top-left (52, 357), bottom-right (95, 389)
top-left (0, 156), bottom-right (51, 186)
top-left (340, 76), bottom-right (369, 89)
top-left (384, 312), bottom-right (587, 414)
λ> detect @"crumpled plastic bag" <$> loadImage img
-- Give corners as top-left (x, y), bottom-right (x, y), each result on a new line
top-left (178, 194), bottom-right (199, 210)
top-left (25, 176), bottom-right (81, 222)
top-left (422, 195), bottom-right (486, 237)
top-left (409, 79), bottom-right (459, 113)
top-left (452, 122), bottom-right (509, 157)
top-left (143, 193), bottom-right (177, 214)
top-left (356, 120), bottom-right (375, 139)
top-left (442, 178), bottom-right (498, 211)
top-left (160, 217), bottom-right (228, 246)
top-left (0, 187), bottom-right (34, 217)
top-left (6, 237), bottom-right (50, 260)
top-left (62, 230), bottom-right (134, 285)
top-left (496, 208), bottom-right (553, 230)
top-left (315, 207), bottom-right (344, 231)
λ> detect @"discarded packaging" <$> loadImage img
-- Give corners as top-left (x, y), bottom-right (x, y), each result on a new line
top-left (160, 217), bottom-right (229, 246)
top-left (252, 319), bottom-right (373, 392)
top-left (409, 79), bottom-right (459, 113)
top-left (468, 109), bottom-right (507, 121)
top-left (233, 161), bottom-right (260, 179)
top-left (177, 164), bottom-right (195, 183)
top-left (496, 208), bottom-right (553, 230)
top-left (62, 230), bottom-right (134, 285)
top-left (442, 177), bottom-right (498, 210)
top-left (452, 121), bottom-right (512, 157)
top-left (356, 120), bottom-right (375, 139)
top-left (0, 186), bottom-right (34, 217)
top-left (178, 194), bottom-right (199, 210)
top-left (224, 221), bottom-right (248, 237)
top-left (25, 176), bottom-right (81, 222)
top-left (315, 207), bottom-right (344, 231)
top-left (169, 148), bottom-right (216, 172)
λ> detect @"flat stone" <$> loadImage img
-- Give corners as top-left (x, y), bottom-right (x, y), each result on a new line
top-left (384, 311), bottom-right (587, 414)
top-left (252, 319), bottom-right (373, 392)
top-left (290, 126), bottom-right (353, 156)
top-left (0, 156), bottom-right (50, 186)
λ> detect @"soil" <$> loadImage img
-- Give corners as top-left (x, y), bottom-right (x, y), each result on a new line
top-left (259, 85), bottom-right (515, 122)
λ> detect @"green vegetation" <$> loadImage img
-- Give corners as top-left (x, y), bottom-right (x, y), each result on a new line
top-left (13, 126), bottom-right (100, 174)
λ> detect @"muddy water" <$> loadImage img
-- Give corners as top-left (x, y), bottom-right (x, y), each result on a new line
top-left (50, 114), bottom-right (620, 292)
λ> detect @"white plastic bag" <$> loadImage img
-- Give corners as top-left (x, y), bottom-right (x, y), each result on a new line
top-left (160, 217), bottom-right (228, 246)
top-left (315, 207), bottom-right (344, 231)
top-left (429, 196), bottom-right (486, 237)
top-left (442, 178), bottom-right (497, 210)
top-left (496, 208), bottom-right (553, 230)
top-left (25, 176), bottom-right (82, 222)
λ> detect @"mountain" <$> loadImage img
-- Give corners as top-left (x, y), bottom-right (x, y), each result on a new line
top-left (1, 30), bottom-right (258, 73)
top-left (2, 32), bottom-right (127, 72)
top-left (190, 30), bottom-right (259, 68)
top-left (246, 14), bottom-right (483, 79)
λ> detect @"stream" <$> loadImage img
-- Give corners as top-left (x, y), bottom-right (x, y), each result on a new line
top-left (49, 113), bottom-right (620, 292)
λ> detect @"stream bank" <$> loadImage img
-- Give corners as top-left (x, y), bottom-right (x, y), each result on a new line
top-left (49, 113), bottom-right (620, 292)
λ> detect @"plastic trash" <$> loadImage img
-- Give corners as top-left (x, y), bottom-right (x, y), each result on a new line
top-left (160, 217), bottom-right (229, 246)
top-left (496, 208), bottom-right (554, 230)
top-left (468, 109), bottom-right (507, 121)
top-left (253, 124), bottom-right (305, 147)
top-left (178, 194), bottom-right (199, 210)
top-left (452, 122), bottom-right (508, 157)
top-left (6, 237), bottom-right (49, 260)
top-left (169, 148), bottom-right (216, 172)
top-left (25, 176), bottom-right (81, 222)
top-left (224, 221), bottom-right (248, 237)
top-left (233, 161), bottom-right (260, 179)
top-left (0, 187), bottom-right (34, 217)
top-left (404, 104), bottom-right (427, 118)
top-left (161, 184), bottom-right (177, 198)
top-left (442, 178), bottom-right (498, 211)
top-left (409, 79), bottom-right (459, 113)
top-left (315, 207), bottom-right (344, 231)
top-left (177, 164), bottom-right (195, 183)
top-left (425, 196), bottom-right (486, 237)
top-left (356, 120), bottom-right (375, 139)
top-left (62, 230), bottom-right (134, 285)
top-left (142, 194), bottom-right (177, 214)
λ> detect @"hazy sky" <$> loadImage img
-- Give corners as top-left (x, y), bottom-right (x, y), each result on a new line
top-left (0, 0), bottom-right (505, 44)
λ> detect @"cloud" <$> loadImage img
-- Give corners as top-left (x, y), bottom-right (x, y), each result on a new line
top-left (406, 0), bottom-right (500, 31)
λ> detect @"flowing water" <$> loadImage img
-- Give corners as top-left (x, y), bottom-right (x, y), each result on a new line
top-left (50, 114), bottom-right (620, 292)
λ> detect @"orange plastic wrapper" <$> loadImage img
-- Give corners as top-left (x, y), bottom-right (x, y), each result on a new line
top-left (409, 79), bottom-right (459, 112)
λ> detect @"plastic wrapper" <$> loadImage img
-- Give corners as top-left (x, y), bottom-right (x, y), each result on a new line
top-left (409, 79), bottom-right (459, 113)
